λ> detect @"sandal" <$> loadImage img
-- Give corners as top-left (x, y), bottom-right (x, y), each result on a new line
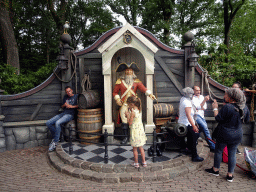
top-left (131, 163), bottom-right (140, 168)
top-left (142, 162), bottom-right (147, 167)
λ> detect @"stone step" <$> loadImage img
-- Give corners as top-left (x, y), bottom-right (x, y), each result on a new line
top-left (48, 140), bottom-right (210, 183)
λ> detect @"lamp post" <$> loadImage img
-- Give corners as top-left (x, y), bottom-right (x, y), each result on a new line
top-left (187, 45), bottom-right (199, 87)
top-left (55, 21), bottom-right (73, 98)
top-left (56, 46), bottom-right (69, 70)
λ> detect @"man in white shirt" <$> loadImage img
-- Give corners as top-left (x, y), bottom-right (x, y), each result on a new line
top-left (192, 86), bottom-right (215, 151)
top-left (178, 87), bottom-right (204, 162)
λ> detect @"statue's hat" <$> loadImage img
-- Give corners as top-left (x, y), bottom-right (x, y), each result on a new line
top-left (115, 62), bottom-right (140, 72)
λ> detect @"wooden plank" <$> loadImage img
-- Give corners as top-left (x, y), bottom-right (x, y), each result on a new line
top-left (155, 92), bottom-right (182, 97)
top-left (156, 51), bottom-right (182, 57)
top-left (155, 64), bottom-right (184, 77)
top-left (4, 114), bottom-right (31, 122)
top-left (29, 103), bottom-right (43, 121)
top-left (194, 74), bottom-right (201, 81)
top-left (2, 104), bottom-right (60, 115)
top-left (3, 120), bottom-right (47, 127)
top-left (155, 72), bottom-right (184, 85)
top-left (35, 112), bottom-right (60, 120)
top-left (20, 94), bottom-right (61, 100)
top-left (155, 62), bottom-right (184, 70)
top-left (1, 98), bottom-right (61, 107)
top-left (2, 106), bottom-right (34, 115)
top-left (156, 87), bottom-right (183, 93)
top-left (84, 58), bottom-right (102, 65)
top-left (166, 63), bottom-right (184, 71)
top-left (82, 53), bottom-right (102, 59)
top-left (155, 56), bottom-right (183, 94)
top-left (84, 64), bottom-right (102, 72)
top-left (165, 58), bottom-right (184, 64)
top-left (42, 83), bottom-right (62, 91)
top-left (32, 90), bottom-right (62, 96)
top-left (154, 96), bottom-right (181, 103)
top-left (37, 105), bottom-right (61, 113)
top-left (155, 81), bottom-right (175, 88)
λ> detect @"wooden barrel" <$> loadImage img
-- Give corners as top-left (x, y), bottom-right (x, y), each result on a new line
top-left (153, 103), bottom-right (174, 118)
top-left (78, 90), bottom-right (100, 109)
top-left (77, 108), bottom-right (103, 145)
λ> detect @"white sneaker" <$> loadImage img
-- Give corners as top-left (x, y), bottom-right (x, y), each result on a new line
top-left (49, 142), bottom-right (57, 152)
top-left (49, 139), bottom-right (54, 145)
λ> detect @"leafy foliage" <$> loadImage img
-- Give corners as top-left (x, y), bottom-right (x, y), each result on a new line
top-left (229, 0), bottom-right (256, 56)
top-left (0, 62), bottom-right (57, 94)
top-left (66, 0), bottom-right (120, 49)
top-left (198, 43), bottom-right (256, 88)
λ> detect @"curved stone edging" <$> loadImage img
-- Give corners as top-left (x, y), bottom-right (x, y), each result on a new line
top-left (48, 140), bottom-right (210, 183)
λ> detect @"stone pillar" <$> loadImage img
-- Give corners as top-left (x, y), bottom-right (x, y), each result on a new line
top-left (102, 74), bottom-right (114, 143)
top-left (145, 74), bottom-right (155, 142)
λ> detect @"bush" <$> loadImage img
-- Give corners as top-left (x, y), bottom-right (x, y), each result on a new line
top-left (0, 62), bottom-right (57, 95)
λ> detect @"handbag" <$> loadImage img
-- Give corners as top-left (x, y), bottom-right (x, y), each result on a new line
top-left (212, 124), bottom-right (220, 139)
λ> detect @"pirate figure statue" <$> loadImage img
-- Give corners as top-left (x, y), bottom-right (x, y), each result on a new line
top-left (113, 61), bottom-right (156, 144)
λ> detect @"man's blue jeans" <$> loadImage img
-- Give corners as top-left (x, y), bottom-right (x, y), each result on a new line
top-left (214, 142), bottom-right (239, 173)
top-left (196, 115), bottom-right (215, 150)
top-left (46, 113), bottom-right (73, 143)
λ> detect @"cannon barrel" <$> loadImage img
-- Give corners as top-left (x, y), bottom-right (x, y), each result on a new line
top-left (163, 122), bottom-right (187, 137)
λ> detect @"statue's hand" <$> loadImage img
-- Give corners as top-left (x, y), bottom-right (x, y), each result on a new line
top-left (116, 98), bottom-right (123, 106)
top-left (149, 94), bottom-right (156, 100)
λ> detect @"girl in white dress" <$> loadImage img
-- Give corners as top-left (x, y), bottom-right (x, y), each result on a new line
top-left (125, 96), bottom-right (147, 168)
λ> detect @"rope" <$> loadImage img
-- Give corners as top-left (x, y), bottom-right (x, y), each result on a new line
top-left (81, 74), bottom-right (91, 92)
top-left (202, 70), bottom-right (223, 101)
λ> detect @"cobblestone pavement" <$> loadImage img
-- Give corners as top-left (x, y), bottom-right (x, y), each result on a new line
top-left (0, 146), bottom-right (255, 192)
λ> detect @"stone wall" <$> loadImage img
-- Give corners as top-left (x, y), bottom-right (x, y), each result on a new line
top-left (0, 116), bottom-right (51, 152)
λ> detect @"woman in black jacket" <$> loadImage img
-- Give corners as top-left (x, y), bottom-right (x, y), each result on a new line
top-left (205, 88), bottom-right (249, 182)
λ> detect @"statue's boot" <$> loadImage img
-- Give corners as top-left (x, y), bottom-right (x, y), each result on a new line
top-left (121, 123), bottom-right (129, 144)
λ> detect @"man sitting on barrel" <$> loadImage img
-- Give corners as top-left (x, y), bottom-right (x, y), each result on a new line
top-left (192, 86), bottom-right (215, 152)
top-left (113, 61), bottom-right (156, 144)
top-left (46, 86), bottom-right (78, 151)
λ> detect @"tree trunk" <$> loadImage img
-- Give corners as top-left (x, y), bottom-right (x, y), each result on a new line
top-left (223, 0), bottom-right (230, 49)
top-left (223, 0), bottom-right (246, 50)
top-left (0, 6), bottom-right (20, 74)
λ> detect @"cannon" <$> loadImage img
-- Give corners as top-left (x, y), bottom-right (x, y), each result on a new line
top-left (164, 122), bottom-right (187, 137)
top-left (158, 122), bottom-right (187, 151)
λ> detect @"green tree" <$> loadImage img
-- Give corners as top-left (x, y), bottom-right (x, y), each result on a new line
top-left (172, 0), bottom-right (219, 48)
top-left (11, 0), bottom-right (59, 73)
top-left (140, 0), bottom-right (175, 45)
top-left (66, 0), bottom-right (120, 49)
top-left (229, 0), bottom-right (256, 55)
top-left (199, 43), bottom-right (256, 87)
top-left (106, 0), bottom-right (142, 26)
top-left (223, 0), bottom-right (246, 49)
